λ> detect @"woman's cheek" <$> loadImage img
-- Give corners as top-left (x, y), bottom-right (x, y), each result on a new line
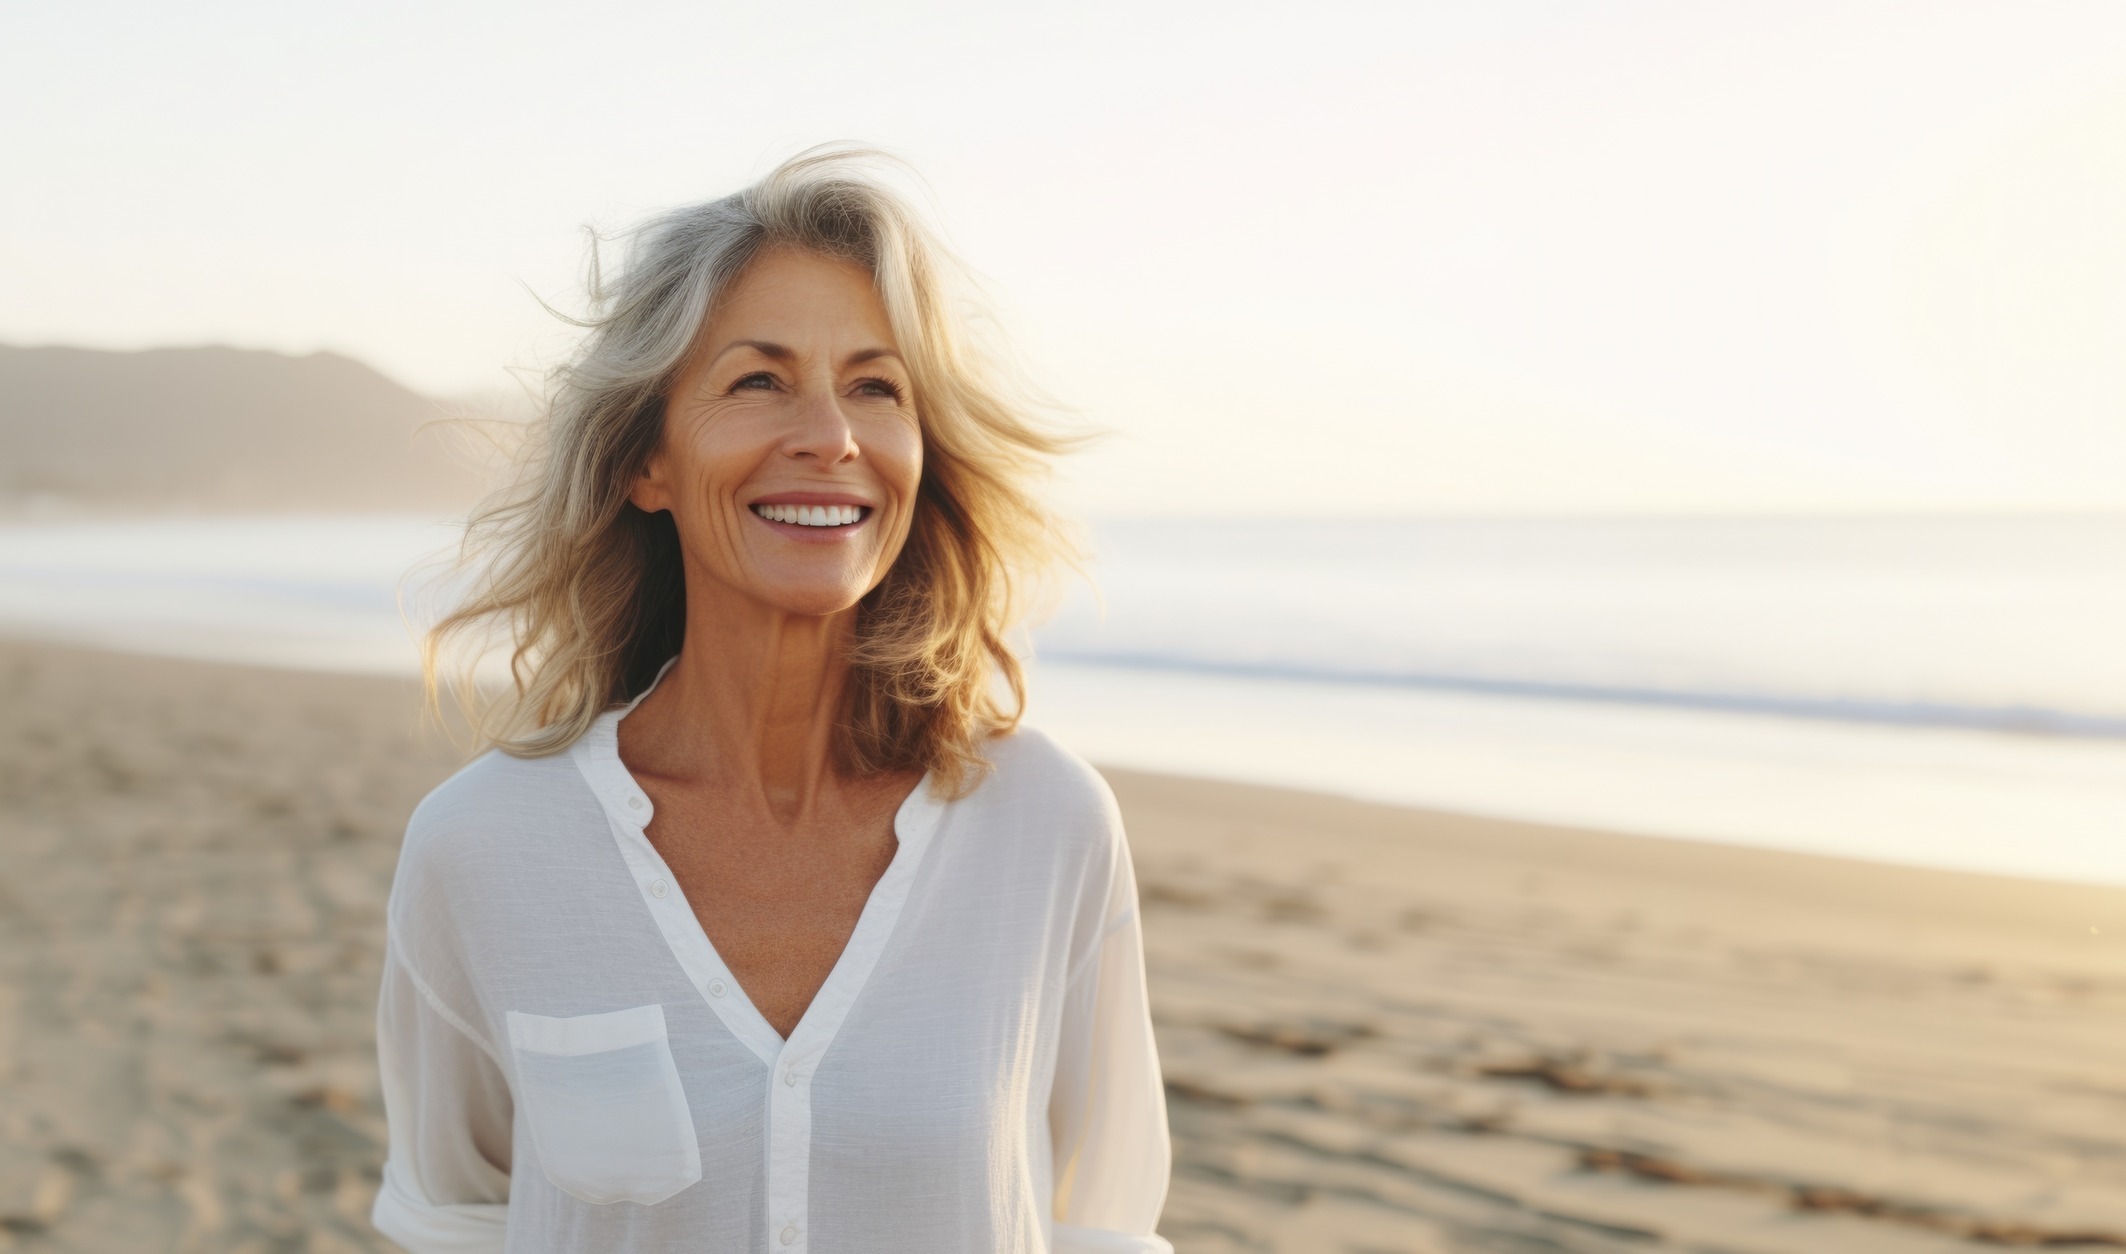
top-left (890, 419), bottom-right (924, 495)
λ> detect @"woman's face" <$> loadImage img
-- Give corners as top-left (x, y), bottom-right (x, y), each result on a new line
top-left (633, 247), bottom-right (923, 620)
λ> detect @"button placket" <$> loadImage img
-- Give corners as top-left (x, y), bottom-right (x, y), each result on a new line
top-left (767, 1048), bottom-right (812, 1254)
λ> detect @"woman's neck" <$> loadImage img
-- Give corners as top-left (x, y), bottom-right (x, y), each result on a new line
top-left (620, 588), bottom-right (858, 828)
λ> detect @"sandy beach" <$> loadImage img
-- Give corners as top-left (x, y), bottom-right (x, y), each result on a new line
top-left (4, 640), bottom-right (2126, 1253)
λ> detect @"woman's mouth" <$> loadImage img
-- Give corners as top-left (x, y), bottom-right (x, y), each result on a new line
top-left (750, 503), bottom-right (870, 528)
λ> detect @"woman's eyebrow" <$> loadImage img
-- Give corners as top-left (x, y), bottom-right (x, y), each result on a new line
top-left (705, 338), bottom-right (794, 367)
top-left (703, 341), bottom-right (902, 369)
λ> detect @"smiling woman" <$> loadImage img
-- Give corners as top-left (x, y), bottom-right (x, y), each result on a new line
top-left (381, 150), bottom-right (1172, 1254)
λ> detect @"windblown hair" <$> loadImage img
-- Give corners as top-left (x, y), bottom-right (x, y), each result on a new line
top-left (424, 147), bottom-right (1077, 795)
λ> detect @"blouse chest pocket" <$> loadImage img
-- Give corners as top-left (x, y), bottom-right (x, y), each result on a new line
top-left (506, 1003), bottom-right (702, 1206)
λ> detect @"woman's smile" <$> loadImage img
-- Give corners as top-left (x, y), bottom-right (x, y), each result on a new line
top-left (747, 493), bottom-right (875, 539)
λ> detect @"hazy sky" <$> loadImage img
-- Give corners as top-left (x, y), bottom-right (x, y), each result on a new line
top-left (7, 1), bottom-right (2125, 514)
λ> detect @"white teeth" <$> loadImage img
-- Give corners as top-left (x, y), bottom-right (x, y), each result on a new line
top-left (754, 503), bottom-right (865, 527)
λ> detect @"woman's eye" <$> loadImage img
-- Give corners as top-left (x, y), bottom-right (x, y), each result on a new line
top-left (855, 378), bottom-right (903, 401)
top-left (732, 372), bottom-right (777, 391)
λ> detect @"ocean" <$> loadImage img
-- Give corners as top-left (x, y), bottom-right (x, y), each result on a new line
top-left (5, 513), bottom-right (2124, 885)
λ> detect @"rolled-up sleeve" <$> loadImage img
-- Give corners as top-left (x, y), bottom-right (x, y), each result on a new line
top-left (372, 935), bottom-right (513, 1252)
top-left (1049, 831), bottom-right (1173, 1254)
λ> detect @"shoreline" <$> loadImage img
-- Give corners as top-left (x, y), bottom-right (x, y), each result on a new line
top-left (4, 640), bottom-right (2126, 1251)
top-left (9, 626), bottom-right (2126, 892)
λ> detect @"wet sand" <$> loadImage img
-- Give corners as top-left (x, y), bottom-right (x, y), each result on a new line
top-left (4, 641), bottom-right (2125, 1252)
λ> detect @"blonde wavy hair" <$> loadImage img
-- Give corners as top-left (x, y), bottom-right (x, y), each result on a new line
top-left (425, 148), bottom-right (1078, 795)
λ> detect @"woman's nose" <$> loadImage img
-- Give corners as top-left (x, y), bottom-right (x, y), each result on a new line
top-left (783, 388), bottom-right (860, 463)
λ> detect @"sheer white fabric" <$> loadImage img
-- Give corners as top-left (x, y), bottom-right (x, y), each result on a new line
top-left (372, 691), bottom-right (1172, 1254)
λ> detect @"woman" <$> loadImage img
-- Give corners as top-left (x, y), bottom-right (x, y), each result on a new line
top-left (373, 150), bottom-right (1171, 1253)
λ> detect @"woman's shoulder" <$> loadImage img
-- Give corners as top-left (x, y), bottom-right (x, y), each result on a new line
top-left (397, 746), bottom-right (597, 879)
top-left (972, 728), bottom-right (1140, 933)
top-left (973, 724), bottom-right (1124, 842)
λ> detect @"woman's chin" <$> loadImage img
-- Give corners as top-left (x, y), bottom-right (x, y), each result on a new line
top-left (746, 581), bottom-right (871, 620)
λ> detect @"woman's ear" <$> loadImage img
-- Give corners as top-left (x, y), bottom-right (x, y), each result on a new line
top-left (628, 447), bottom-right (672, 515)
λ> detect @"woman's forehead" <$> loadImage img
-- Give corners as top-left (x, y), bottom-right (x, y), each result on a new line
top-left (711, 248), bottom-right (890, 334)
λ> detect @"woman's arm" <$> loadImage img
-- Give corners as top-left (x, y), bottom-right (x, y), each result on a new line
top-left (1048, 827), bottom-right (1175, 1254)
top-left (371, 935), bottom-right (513, 1252)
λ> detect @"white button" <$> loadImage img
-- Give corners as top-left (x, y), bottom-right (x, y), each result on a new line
top-left (650, 879), bottom-right (668, 898)
top-left (780, 1225), bottom-right (798, 1246)
top-left (783, 1067), bottom-right (799, 1087)
top-left (707, 979), bottom-right (727, 998)
top-left (627, 795), bottom-right (644, 810)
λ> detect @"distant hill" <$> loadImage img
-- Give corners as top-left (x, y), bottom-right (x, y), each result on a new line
top-left (0, 344), bottom-right (494, 513)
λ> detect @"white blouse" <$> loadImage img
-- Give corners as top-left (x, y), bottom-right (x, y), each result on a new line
top-left (370, 686), bottom-right (1173, 1254)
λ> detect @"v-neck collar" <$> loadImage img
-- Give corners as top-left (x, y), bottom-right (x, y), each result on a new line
top-left (568, 668), bottom-right (946, 1067)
